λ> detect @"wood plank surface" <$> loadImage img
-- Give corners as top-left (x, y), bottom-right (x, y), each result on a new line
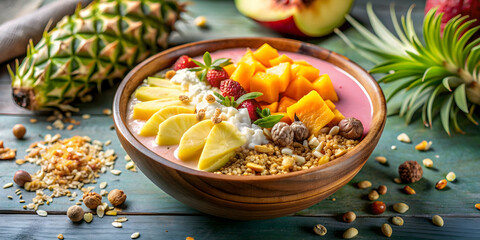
top-left (0, 0), bottom-right (479, 239)
top-left (1, 214), bottom-right (479, 240)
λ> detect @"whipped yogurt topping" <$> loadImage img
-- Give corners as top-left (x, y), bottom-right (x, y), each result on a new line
top-left (171, 69), bottom-right (268, 149)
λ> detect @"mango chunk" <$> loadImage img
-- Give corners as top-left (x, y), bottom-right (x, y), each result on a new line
top-left (266, 62), bottom-right (291, 92)
top-left (287, 90), bottom-right (335, 136)
top-left (261, 101), bottom-right (278, 113)
top-left (250, 72), bottom-right (280, 103)
top-left (231, 62), bottom-right (254, 91)
top-left (269, 54), bottom-right (293, 66)
top-left (313, 74), bottom-right (339, 102)
top-left (284, 75), bottom-right (314, 101)
top-left (253, 43), bottom-right (279, 67)
top-left (239, 49), bottom-right (267, 73)
top-left (278, 96), bottom-right (297, 113)
top-left (223, 64), bottom-right (236, 77)
top-left (291, 63), bottom-right (320, 82)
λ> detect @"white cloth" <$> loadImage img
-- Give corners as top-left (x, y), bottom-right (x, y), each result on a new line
top-left (0, 0), bottom-right (93, 64)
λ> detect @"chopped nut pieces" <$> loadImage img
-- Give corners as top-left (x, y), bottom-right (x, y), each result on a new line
top-left (338, 117), bottom-right (363, 139)
top-left (13, 170), bottom-right (31, 187)
top-left (0, 145), bottom-right (16, 160)
top-left (343, 228), bottom-right (358, 239)
top-left (397, 133), bottom-right (411, 143)
top-left (131, 232), bottom-right (141, 239)
top-left (271, 122), bottom-right (293, 147)
top-left (179, 95), bottom-right (191, 103)
top-left (377, 185), bottom-right (387, 195)
top-left (205, 94), bottom-right (216, 104)
top-left (399, 161), bottom-right (423, 183)
top-left (165, 70), bottom-right (176, 79)
top-left (374, 156), bottom-right (387, 164)
top-left (15, 159), bottom-right (26, 165)
top-left (108, 189), bottom-right (127, 206)
top-left (343, 211), bottom-right (356, 223)
top-left (403, 186), bottom-right (416, 195)
top-left (211, 108), bottom-right (222, 124)
top-left (84, 213), bottom-right (93, 223)
top-left (106, 210), bottom-right (118, 216)
top-left (393, 178), bottom-right (402, 184)
top-left (22, 135), bottom-right (117, 210)
top-left (111, 169), bottom-right (122, 175)
top-left (371, 201), bottom-right (386, 215)
top-left (83, 192), bottom-right (102, 209)
top-left (381, 223), bottom-right (392, 237)
top-left (391, 216), bottom-right (404, 226)
top-left (415, 140), bottom-right (432, 151)
top-left (67, 205), bottom-right (84, 222)
top-left (423, 158), bottom-right (433, 168)
top-left (100, 182), bottom-right (108, 189)
top-left (475, 203), bottom-right (480, 210)
top-left (313, 224), bottom-right (327, 236)
top-left (357, 180), bottom-right (372, 189)
top-left (246, 162), bottom-right (265, 172)
top-left (254, 145), bottom-right (274, 154)
top-left (196, 109), bottom-right (206, 121)
top-left (393, 203), bottom-right (409, 213)
top-left (435, 179), bottom-right (447, 190)
top-left (12, 124), bottom-right (26, 139)
top-left (446, 172), bottom-right (456, 182)
top-left (432, 215), bottom-right (444, 227)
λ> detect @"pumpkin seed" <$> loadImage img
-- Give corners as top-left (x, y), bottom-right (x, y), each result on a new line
top-left (84, 213), bottom-right (93, 223)
top-left (368, 190), bottom-right (379, 201)
top-left (313, 224), bottom-right (327, 236)
top-left (112, 222), bottom-right (122, 228)
top-left (36, 210), bottom-right (47, 217)
top-left (343, 228), bottom-right (358, 239)
top-left (115, 217), bottom-right (128, 223)
top-left (100, 182), bottom-right (108, 189)
top-left (381, 223), bottom-right (392, 237)
top-left (97, 205), bottom-right (105, 218)
top-left (423, 158), bottom-right (433, 168)
top-left (432, 215), bottom-right (444, 227)
top-left (391, 216), bottom-right (404, 226)
top-left (375, 156), bottom-right (387, 164)
top-left (397, 133), bottom-right (411, 143)
top-left (3, 183), bottom-right (13, 189)
top-left (131, 232), bottom-right (140, 239)
top-left (393, 203), bottom-right (409, 213)
top-left (446, 172), bottom-right (456, 182)
top-left (110, 169), bottom-right (122, 175)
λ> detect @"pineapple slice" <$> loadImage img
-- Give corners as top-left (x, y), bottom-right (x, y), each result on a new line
top-left (177, 120), bottom-right (215, 161)
top-left (139, 106), bottom-right (195, 136)
top-left (198, 122), bottom-right (246, 172)
top-left (147, 77), bottom-right (182, 90)
top-left (133, 99), bottom-right (193, 120)
top-left (155, 114), bottom-right (199, 146)
top-left (135, 87), bottom-right (184, 102)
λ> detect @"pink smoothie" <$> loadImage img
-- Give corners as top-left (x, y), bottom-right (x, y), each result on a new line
top-left (128, 47), bottom-right (373, 170)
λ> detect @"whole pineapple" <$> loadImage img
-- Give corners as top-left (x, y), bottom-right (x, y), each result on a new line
top-left (9, 0), bottom-right (183, 111)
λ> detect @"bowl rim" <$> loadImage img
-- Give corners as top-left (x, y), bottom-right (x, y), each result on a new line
top-left (113, 37), bottom-right (386, 181)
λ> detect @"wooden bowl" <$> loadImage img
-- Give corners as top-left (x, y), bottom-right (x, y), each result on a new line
top-left (113, 37), bottom-right (386, 220)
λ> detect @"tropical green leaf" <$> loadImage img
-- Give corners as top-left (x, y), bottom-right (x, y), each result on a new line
top-left (453, 84), bottom-right (469, 113)
top-left (440, 95), bottom-right (454, 135)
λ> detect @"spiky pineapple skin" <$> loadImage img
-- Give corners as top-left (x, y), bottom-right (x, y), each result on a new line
top-left (11, 0), bottom-right (182, 111)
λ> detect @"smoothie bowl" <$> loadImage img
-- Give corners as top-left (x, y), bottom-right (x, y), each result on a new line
top-left (113, 38), bottom-right (386, 220)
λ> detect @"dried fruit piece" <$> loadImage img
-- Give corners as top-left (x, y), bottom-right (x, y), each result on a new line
top-left (393, 203), bottom-right (409, 213)
top-left (342, 211), bottom-right (356, 223)
top-left (377, 185), bottom-right (387, 195)
top-left (475, 203), bottom-right (480, 210)
top-left (432, 215), bottom-right (444, 227)
top-left (415, 140), bottom-right (432, 151)
top-left (435, 179), bottom-right (448, 190)
top-left (368, 190), bottom-right (379, 200)
top-left (375, 156), bottom-right (387, 164)
top-left (194, 16), bottom-right (207, 27)
top-left (423, 158), bottom-right (433, 168)
top-left (371, 201), bottom-right (386, 215)
top-left (313, 224), bottom-right (327, 236)
top-left (381, 223), bottom-right (392, 237)
top-left (397, 133), bottom-right (411, 143)
top-left (84, 213), bottom-right (93, 223)
top-left (403, 186), bottom-right (416, 195)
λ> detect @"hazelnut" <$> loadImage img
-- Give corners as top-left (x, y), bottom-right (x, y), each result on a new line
top-left (398, 161), bottom-right (423, 183)
top-left (371, 201), bottom-right (386, 215)
top-left (342, 211), bottom-right (356, 223)
top-left (83, 192), bottom-right (102, 209)
top-left (67, 205), bottom-right (84, 222)
top-left (12, 124), bottom-right (26, 139)
top-left (13, 170), bottom-right (32, 187)
top-left (108, 189), bottom-right (127, 207)
top-left (290, 114), bottom-right (309, 142)
top-left (377, 185), bottom-right (387, 195)
top-left (338, 117), bottom-right (363, 139)
top-left (271, 122), bottom-right (293, 147)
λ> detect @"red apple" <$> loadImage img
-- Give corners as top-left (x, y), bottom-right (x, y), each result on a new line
top-left (425, 0), bottom-right (480, 31)
top-left (235, 0), bottom-right (354, 37)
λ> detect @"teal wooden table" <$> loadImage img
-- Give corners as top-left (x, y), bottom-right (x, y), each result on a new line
top-left (1, 0), bottom-right (479, 239)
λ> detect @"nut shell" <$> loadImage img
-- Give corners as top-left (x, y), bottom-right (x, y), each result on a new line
top-left (271, 122), bottom-right (293, 147)
top-left (83, 192), bottom-right (102, 210)
top-left (338, 117), bottom-right (363, 139)
top-left (108, 189), bottom-right (127, 207)
top-left (13, 170), bottom-right (32, 187)
top-left (398, 161), bottom-right (423, 183)
top-left (67, 205), bottom-right (84, 222)
top-left (290, 116), bottom-right (309, 142)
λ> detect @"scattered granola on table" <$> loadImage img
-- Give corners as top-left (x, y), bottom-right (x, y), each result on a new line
top-left (20, 134), bottom-right (117, 210)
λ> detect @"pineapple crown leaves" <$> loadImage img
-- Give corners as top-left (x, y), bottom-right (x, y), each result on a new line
top-left (213, 91), bottom-right (262, 108)
top-left (335, 3), bottom-right (480, 135)
top-left (253, 108), bottom-right (284, 128)
top-left (189, 52), bottom-right (233, 81)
